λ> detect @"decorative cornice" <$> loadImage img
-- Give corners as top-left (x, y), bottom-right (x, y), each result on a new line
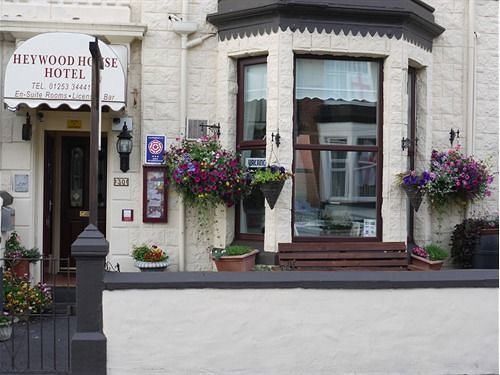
top-left (207, 0), bottom-right (445, 51)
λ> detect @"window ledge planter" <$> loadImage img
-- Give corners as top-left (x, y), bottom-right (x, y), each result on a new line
top-left (410, 254), bottom-right (444, 271)
top-left (212, 249), bottom-right (259, 272)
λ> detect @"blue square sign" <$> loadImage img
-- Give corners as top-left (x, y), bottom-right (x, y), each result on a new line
top-left (145, 135), bottom-right (166, 164)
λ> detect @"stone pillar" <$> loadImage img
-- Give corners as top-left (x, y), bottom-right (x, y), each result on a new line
top-left (71, 224), bottom-right (109, 375)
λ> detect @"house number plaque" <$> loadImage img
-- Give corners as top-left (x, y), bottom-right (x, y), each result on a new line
top-left (113, 177), bottom-right (129, 187)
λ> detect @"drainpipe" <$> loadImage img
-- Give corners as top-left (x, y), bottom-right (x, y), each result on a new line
top-left (464, 0), bottom-right (477, 219)
top-left (465, 0), bottom-right (476, 155)
top-left (171, 2), bottom-right (215, 271)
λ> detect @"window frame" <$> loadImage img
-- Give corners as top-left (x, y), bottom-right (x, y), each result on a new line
top-left (235, 55), bottom-right (268, 241)
top-left (292, 54), bottom-right (384, 242)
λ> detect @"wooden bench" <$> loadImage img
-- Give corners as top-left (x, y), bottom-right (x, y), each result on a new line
top-left (278, 242), bottom-right (408, 271)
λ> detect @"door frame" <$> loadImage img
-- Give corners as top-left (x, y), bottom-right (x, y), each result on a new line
top-left (43, 131), bottom-right (108, 273)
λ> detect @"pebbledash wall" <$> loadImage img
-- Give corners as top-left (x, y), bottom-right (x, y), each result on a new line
top-left (0, 0), bottom-right (497, 271)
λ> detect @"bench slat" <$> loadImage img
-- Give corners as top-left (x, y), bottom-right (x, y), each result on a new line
top-left (279, 252), bottom-right (407, 260)
top-left (280, 259), bottom-right (408, 267)
top-left (278, 242), bottom-right (406, 252)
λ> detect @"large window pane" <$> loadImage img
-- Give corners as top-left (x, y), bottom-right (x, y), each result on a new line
top-left (294, 150), bottom-right (377, 238)
top-left (296, 59), bottom-right (379, 145)
top-left (243, 64), bottom-right (267, 141)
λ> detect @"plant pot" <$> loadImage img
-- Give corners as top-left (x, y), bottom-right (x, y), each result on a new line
top-left (410, 254), bottom-right (444, 270)
top-left (212, 249), bottom-right (259, 272)
top-left (12, 260), bottom-right (30, 279)
top-left (0, 325), bottom-right (12, 342)
top-left (259, 180), bottom-right (285, 210)
top-left (134, 260), bottom-right (170, 272)
top-left (472, 228), bottom-right (499, 269)
top-left (402, 185), bottom-right (424, 212)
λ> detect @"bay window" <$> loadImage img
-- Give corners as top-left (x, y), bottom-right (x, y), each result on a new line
top-left (294, 57), bottom-right (382, 240)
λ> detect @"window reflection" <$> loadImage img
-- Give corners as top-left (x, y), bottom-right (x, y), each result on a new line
top-left (294, 150), bottom-right (377, 238)
top-left (243, 64), bottom-right (267, 141)
top-left (240, 150), bottom-right (266, 234)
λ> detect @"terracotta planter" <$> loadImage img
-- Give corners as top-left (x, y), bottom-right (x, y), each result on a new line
top-left (212, 249), bottom-right (259, 272)
top-left (410, 254), bottom-right (444, 270)
top-left (134, 260), bottom-right (170, 272)
top-left (12, 260), bottom-right (30, 279)
top-left (402, 185), bottom-right (424, 212)
top-left (0, 324), bottom-right (12, 342)
top-left (259, 181), bottom-right (285, 210)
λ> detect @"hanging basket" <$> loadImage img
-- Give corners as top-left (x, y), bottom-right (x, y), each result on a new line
top-left (259, 180), bottom-right (285, 210)
top-left (402, 185), bottom-right (424, 212)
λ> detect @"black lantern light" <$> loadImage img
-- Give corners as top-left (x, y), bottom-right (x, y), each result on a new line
top-left (22, 113), bottom-right (32, 141)
top-left (116, 123), bottom-right (133, 172)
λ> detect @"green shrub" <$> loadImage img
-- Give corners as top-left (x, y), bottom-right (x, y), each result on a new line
top-left (450, 217), bottom-right (499, 268)
top-left (425, 243), bottom-right (448, 261)
top-left (211, 245), bottom-right (252, 259)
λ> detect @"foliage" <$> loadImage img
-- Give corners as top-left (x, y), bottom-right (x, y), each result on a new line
top-left (4, 231), bottom-right (40, 262)
top-left (425, 146), bottom-right (494, 208)
top-left (2, 270), bottom-right (52, 315)
top-left (396, 170), bottom-right (435, 190)
top-left (131, 244), bottom-right (168, 262)
top-left (164, 136), bottom-right (250, 209)
top-left (424, 243), bottom-right (448, 261)
top-left (0, 311), bottom-right (12, 327)
top-left (412, 244), bottom-right (448, 261)
top-left (450, 216), bottom-right (499, 268)
top-left (250, 165), bottom-right (293, 185)
top-left (211, 245), bottom-right (253, 259)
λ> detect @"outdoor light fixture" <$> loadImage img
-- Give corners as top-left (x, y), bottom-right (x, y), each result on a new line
top-left (22, 113), bottom-right (32, 141)
top-left (449, 128), bottom-right (460, 147)
top-left (272, 130), bottom-right (281, 148)
top-left (116, 123), bottom-right (133, 172)
top-left (401, 137), bottom-right (411, 151)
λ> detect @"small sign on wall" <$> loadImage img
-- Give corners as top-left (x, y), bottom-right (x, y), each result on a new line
top-left (113, 177), bottom-right (129, 187)
top-left (122, 209), bottom-right (134, 222)
top-left (14, 174), bottom-right (29, 192)
top-left (145, 135), bottom-right (166, 165)
top-left (67, 120), bottom-right (82, 129)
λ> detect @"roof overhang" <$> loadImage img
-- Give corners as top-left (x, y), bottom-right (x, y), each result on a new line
top-left (4, 32), bottom-right (128, 111)
top-left (207, 0), bottom-right (445, 51)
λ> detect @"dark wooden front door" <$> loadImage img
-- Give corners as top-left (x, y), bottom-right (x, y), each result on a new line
top-left (60, 135), bottom-right (107, 268)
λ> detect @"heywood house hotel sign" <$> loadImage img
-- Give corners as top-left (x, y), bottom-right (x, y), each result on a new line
top-left (4, 32), bottom-right (126, 111)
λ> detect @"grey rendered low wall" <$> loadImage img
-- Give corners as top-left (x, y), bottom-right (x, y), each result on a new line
top-left (103, 271), bottom-right (498, 375)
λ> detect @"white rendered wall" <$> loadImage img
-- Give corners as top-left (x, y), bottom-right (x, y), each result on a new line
top-left (104, 287), bottom-right (499, 375)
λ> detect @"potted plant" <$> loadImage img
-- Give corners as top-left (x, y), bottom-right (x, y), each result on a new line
top-left (164, 136), bottom-right (250, 210)
top-left (450, 216), bottom-right (499, 269)
top-left (251, 165), bottom-right (293, 209)
top-left (0, 312), bottom-right (12, 341)
top-left (211, 245), bottom-right (259, 272)
top-left (410, 244), bottom-right (448, 270)
top-left (4, 231), bottom-right (41, 279)
top-left (396, 170), bottom-right (435, 211)
top-left (132, 244), bottom-right (170, 272)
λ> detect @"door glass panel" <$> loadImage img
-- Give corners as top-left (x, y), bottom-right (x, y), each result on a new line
top-left (70, 147), bottom-right (84, 208)
top-left (240, 149), bottom-right (265, 234)
top-left (294, 149), bottom-right (377, 238)
top-left (243, 64), bottom-right (267, 141)
top-left (98, 146), bottom-right (107, 207)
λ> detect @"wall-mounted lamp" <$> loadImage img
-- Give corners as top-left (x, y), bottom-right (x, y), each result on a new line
top-left (401, 137), bottom-right (411, 151)
top-left (22, 113), bottom-right (32, 141)
top-left (116, 123), bottom-right (133, 173)
top-left (272, 130), bottom-right (281, 148)
top-left (449, 128), bottom-right (460, 147)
